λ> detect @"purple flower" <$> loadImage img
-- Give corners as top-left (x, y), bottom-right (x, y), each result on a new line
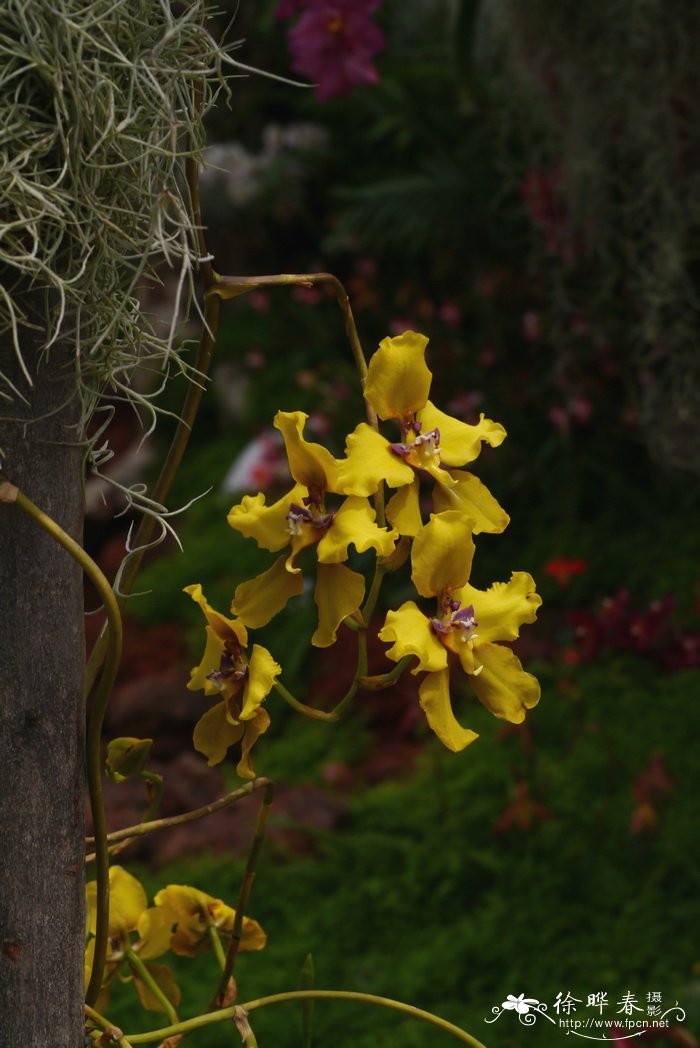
top-left (278, 0), bottom-right (385, 101)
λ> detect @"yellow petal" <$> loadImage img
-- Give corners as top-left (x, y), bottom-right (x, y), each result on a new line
top-left (236, 707), bottom-right (271, 779)
top-left (312, 563), bottom-right (366, 647)
top-left (186, 625), bottom-right (225, 696)
top-left (468, 643), bottom-right (541, 722)
top-left (137, 906), bottom-right (176, 961)
top-left (417, 403), bottom-right (506, 466)
top-left (316, 496), bottom-right (396, 564)
top-left (432, 469), bottom-right (510, 535)
top-left (274, 411), bottom-right (339, 494)
top-left (227, 483), bottom-right (307, 552)
top-left (240, 645), bottom-right (281, 720)
top-left (364, 331), bottom-right (432, 421)
top-left (233, 555), bottom-right (304, 629)
top-left (238, 916), bottom-right (267, 951)
top-left (378, 601), bottom-right (448, 674)
top-left (418, 668), bottom-right (479, 752)
top-left (454, 572), bottom-right (542, 644)
top-left (184, 583), bottom-right (248, 646)
top-left (193, 701), bottom-right (244, 766)
top-left (385, 479), bottom-right (423, 536)
top-left (337, 423), bottom-right (415, 496)
top-left (133, 963), bottom-right (181, 1014)
top-left (154, 884), bottom-right (211, 920)
top-left (106, 866), bottom-right (148, 936)
top-left (411, 511), bottom-right (475, 598)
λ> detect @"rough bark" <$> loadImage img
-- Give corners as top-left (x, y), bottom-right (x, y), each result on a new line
top-left (0, 297), bottom-right (85, 1048)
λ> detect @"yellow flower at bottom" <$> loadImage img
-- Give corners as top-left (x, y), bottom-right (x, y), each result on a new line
top-left (184, 584), bottom-right (281, 777)
top-left (154, 884), bottom-right (267, 958)
top-left (378, 512), bottom-right (541, 750)
top-left (85, 866), bottom-right (179, 1013)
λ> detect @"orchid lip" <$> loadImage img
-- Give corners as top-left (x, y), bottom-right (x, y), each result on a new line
top-left (286, 502), bottom-right (334, 534)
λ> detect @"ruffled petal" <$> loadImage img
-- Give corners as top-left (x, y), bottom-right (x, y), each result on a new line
top-left (417, 403), bottom-right (506, 466)
top-left (364, 331), bottom-right (432, 421)
top-left (454, 572), bottom-right (542, 644)
top-left (316, 496), bottom-right (396, 564)
top-left (233, 555), bottom-right (304, 628)
top-left (240, 644), bottom-right (281, 720)
top-left (236, 707), bottom-right (271, 779)
top-left (227, 483), bottom-right (307, 552)
top-left (468, 643), bottom-right (541, 722)
top-left (385, 479), bottom-right (423, 536)
top-left (418, 668), bottom-right (479, 752)
top-left (411, 511), bottom-right (475, 598)
top-left (378, 601), bottom-right (448, 674)
top-left (193, 700), bottom-right (244, 766)
top-left (184, 583), bottom-right (247, 646)
top-left (337, 422), bottom-right (414, 496)
top-left (432, 469), bottom-right (510, 535)
top-left (186, 625), bottom-right (225, 696)
top-left (274, 411), bottom-right (339, 494)
top-left (312, 562), bottom-right (366, 647)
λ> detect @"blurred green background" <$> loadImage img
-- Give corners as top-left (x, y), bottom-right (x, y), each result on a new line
top-left (93, 2), bottom-right (700, 1045)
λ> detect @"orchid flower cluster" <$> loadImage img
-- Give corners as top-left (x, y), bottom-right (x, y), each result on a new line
top-left (84, 866), bottom-right (265, 1016)
top-left (185, 331), bottom-right (542, 774)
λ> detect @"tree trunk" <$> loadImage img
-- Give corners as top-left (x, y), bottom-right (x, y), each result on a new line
top-left (0, 299), bottom-right (85, 1047)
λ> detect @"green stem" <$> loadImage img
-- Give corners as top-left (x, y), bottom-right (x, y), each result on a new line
top-left (361, 563), bottom-right (386, 624)
top-left (358, 654), bottom-right (414, 691)
top-left (8, 486), bottom-right (123, 1007)
top-left (273, 681), bottom-right (338, 722)
top-left (86, 779), bottom-right (270, 850)
top-left (125, 947), bottom-right (178, 1027)
top-left (84, 1003), bottom-right (135, 1047)
top-left (206, 926), bottom-right (227, 971)
top-left (210, 782), bottom-right (275, 1008)
top-left (124, 991), bottom-right (487, 1047)
top-left (330, 628), bottom-right (368, 718)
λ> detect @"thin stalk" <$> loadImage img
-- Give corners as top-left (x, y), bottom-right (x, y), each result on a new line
top-left (209, 273), bottom-right (375, 426)
top-left (361, 563), bottom-right (386, 624)
top-left (273, 680), bottom-right (338, 722)
top-left (86, 779), bottom-right (269, 848)
top-left (7, 484), bottom-right (123, 1008)
top-left (210, 782), bottom-right (274, 1008)
top-left (125, 947), bottom-right (178, 1026)
top-left (124, 991), bottom-right (487, 1047)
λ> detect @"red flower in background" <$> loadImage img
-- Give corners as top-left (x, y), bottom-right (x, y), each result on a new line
top-left (544, 556), bottom-right (588, 587)
top-left (278, 0), bottom-right (385, 101)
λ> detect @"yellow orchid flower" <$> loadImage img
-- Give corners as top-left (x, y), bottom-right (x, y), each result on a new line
top-left (153, 884), bottom-right (266, 958)
top-left (378, 511), bottom-right (541, 751)
top-left (228, 410), bottom-right (396, 647)
top-left (184, 584), bottom-right (281, 778)
top-left (337, 331), bottom-right (509, 536)
top-left (85, 866), bottom-right (179, 1012)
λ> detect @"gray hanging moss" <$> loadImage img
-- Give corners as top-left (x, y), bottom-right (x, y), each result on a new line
top-left (0, 0), bottom-right (228, 460)
top-left (479, 0), bottom-right (700, 470)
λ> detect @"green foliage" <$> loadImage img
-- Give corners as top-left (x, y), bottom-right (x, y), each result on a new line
top-left (109, 656), bottom-right (700, 1046)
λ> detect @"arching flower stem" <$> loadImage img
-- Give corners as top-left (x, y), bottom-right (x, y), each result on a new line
top-left (84, 1004), bottom-right (135, 1048)
top-left (123, 990), bottom-right (487, 1046)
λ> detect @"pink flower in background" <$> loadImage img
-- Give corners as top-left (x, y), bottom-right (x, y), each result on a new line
top-left (278, 0), bottom-right (385, 101)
